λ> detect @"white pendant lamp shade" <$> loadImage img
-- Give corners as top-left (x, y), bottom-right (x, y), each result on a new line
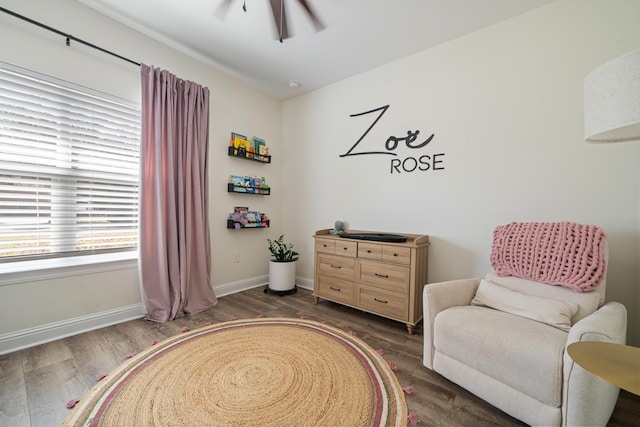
top-left (584, 48), bottom-right (640, 143)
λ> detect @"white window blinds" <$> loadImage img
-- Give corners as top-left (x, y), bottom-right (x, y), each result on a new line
top-left (0, 62), bottom-right (140, 261)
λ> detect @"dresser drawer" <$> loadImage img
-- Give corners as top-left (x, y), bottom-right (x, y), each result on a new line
top-left (358, 286), bottom-right (408, 321)
top-left (318, 254), bottom-right (356, 280)
top-left (382, 245), bottom-right (411, 265)
top-left (317, 276), bottom-right (355, 305)
top-left (358, 243), bottom-right (382, 260)
top-left (315, 238), bottom-right (335, 254)
top-left (358, 260), bottom-right (409, 293)
top-left (335, 240), bottom-right (357, 257)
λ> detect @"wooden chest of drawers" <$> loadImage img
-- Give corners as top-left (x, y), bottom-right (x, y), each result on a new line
top-left (313, 229), bottom-right (429, 334)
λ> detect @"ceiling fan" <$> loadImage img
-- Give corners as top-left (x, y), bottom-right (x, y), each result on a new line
top-left (215, 0), bottom-right (324, 42)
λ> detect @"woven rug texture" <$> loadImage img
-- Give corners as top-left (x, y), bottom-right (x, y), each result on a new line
top-left (63, 317), bottom-right (407, 426)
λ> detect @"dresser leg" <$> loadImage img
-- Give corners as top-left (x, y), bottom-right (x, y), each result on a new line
top-left (406, 324), bottom-right (415, 335)
top-left (313, 296), bottom-right (319, 304)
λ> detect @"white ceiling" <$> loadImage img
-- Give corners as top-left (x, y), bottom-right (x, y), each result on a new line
top-left (78, 0), bottom-right (557, 100)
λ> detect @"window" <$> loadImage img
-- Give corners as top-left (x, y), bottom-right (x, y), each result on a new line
top-left (0, 62), bottom-right (140, 262)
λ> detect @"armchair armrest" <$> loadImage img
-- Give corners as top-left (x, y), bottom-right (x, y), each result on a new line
top-left (562, 302), bottom-right (627, 427)
top-left (423, 278), bottom-right (481, 369)
top-left (566, 301), bottom-right (627, 345)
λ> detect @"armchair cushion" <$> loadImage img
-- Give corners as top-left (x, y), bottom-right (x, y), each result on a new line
top-left (471, 278), bottom-right (578, 331)
top-left (434, 305), bottom-right (568, 406)
top-left (485, 272), bottom-right (602, 323)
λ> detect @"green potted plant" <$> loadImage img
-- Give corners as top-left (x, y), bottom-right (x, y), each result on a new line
top-left (267, 235), bottom-right (299, 292)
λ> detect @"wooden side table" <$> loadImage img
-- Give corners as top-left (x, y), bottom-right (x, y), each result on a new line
top-left (567, 341), bottom-right (640, 395)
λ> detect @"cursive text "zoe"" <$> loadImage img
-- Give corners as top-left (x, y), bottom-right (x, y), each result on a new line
top-left (339, 105), bottom-right (434, 157)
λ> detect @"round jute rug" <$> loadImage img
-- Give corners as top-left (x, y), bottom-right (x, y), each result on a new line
top-left (63, 318), bottom-right (407, 426)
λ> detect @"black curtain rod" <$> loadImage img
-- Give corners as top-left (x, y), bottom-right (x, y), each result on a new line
top-left (0, 6), bottom-right (141, 67)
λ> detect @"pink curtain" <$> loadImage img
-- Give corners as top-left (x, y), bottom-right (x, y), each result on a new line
top-left (139, 64), bottom-right (217, 322)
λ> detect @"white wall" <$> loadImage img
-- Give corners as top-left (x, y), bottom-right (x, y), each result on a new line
top-left (282, 0), bottom-right (640, 345)
top-left (0, 0), bottom-right (283, 353)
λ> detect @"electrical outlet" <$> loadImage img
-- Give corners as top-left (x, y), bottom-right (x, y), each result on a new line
top-left (233, 252), bottom-right (240, 263)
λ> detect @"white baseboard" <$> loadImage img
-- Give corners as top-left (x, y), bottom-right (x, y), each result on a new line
top-left (0, 276), bottom-right (314, 355)
top-left (0, 303), bottom-right (146, 356)
top-left (213, 275), bottom-right (268, 297)
top-left (214, 275), bottom-right (312, 297)
top-left (295, 276), bottom-right (313, 290)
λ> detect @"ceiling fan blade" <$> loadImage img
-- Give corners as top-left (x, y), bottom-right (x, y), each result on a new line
top-left (269, 0), bottom-right (289, 42)
top-left (296, 0), bottom-right (324, 31)
top-left (214, 0), bottom-right (234, 19)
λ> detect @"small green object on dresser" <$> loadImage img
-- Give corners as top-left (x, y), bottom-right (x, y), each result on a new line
top-left (329, 220), bottom-right (345, 235)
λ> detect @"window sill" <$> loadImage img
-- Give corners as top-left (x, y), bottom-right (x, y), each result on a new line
top-left (0, 252), bottom-right (138, 286)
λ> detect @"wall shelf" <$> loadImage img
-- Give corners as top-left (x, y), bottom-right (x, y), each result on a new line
top-left (228, 146), bottom-right (271, 164)
top-left (227, 182), bottom-right (270, 195)
top-left (227, 219), bottom-right (270, 229)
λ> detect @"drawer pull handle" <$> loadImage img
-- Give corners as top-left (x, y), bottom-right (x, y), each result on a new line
top-left (330, 264), bottom-right (342, 269)
top-left (393, 253), bottom-right (399, 257)
top-left (367, 250), bottom-right (372, 253)
top-left (330, 286), bottom-right (341, 292)
top-left (374, 273), bottom-right (389, 278)
top-left (374, 298), bottom-right (388, 304)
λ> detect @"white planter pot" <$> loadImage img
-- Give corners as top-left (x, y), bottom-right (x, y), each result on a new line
top-left (268, 260), bottom-right (296, 291)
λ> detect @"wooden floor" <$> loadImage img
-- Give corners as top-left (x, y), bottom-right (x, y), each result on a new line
top-left (1, 287), bottom-right (638, 426)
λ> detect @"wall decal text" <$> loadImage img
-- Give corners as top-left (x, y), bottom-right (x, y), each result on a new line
top-left (339, 105), bottom-right (444, 174)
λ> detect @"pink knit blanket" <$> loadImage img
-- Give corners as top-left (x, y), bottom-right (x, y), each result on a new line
top-left (490, 222), bottom-right (607, 292)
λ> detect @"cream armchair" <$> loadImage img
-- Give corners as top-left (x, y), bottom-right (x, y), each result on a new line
top-left (423, 249), bottom-right (627, 426)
